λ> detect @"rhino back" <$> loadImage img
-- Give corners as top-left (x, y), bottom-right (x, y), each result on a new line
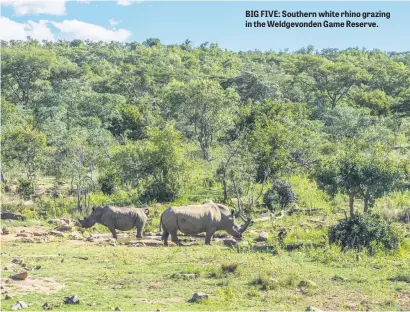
top-left (163, 203), bottom-right (222, 234)
top-left (100, 206), bottom-right (145, 231)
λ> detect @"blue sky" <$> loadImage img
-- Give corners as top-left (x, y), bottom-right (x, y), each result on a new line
top-left (1, 1), bottom-right (409, 52)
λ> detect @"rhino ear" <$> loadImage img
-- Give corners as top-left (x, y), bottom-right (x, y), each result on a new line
top-left (231, 209), bottom-right (235, 215)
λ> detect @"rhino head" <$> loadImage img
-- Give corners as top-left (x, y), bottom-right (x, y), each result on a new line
top-left (78, 206), bottom-right (103, 228)
top-left (217, 204), bottom-right (253, 239)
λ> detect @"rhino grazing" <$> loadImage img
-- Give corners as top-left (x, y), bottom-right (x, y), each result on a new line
top-left (78, 205), bottom-right (148, 239)
top-left (160, 201), bottom-right (253, 246)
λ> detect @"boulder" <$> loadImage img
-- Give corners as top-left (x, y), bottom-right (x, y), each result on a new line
top-left (16, 233), bottom-right (32, 238)
top-left (254, 232), bottom-right (269, 242)
top-left (189, 292), bottom-right (208, 302)
top-left (10, 271), bottom-right (28, 280)
top-left (68, 232), bottom-right (83, 240)
top-left (12, 301), bottom-right (28, 310)
top-left (55, 225), bottom-right (72, 232)
top-left (1, 212), bottom-right (26, 221)
top-left (64, 295), bottom-right (79, 304)
top-left (223, 239), bottom-right (238, 247)
top-left (49, 231), bottom-right (65, 237)
top-left (2, 228), bottom-right (10, 235)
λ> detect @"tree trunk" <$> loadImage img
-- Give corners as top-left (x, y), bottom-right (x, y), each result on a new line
top-left (349, 193), bottom-right (354, 218)
top-left (222, 173), bottom-right (228, 202)
top-left (364, 197), bottom-right (369, 213)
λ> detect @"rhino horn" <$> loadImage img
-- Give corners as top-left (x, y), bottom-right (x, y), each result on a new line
top-left (238, 214), bottom-right (253, 234)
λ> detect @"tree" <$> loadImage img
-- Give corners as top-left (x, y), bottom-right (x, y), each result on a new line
top-left (2, 122), bottom-right (46, 181)
top-left (287, 55), bottom-right (369, 110)
top-left (316, 149), bottom-right (403, 216)
top-left (1, 48), bottom-right (56, 108)
top-left (163, 79), bottom-right (240, 160)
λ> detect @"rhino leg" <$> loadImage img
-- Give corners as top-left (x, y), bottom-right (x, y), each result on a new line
top-left (205, 228), bottom-right (217, 245)
top-left (108, 227), bottom-right (118, 239)
top-left (170, 231), bottom-right (183, 246)
top-left (136, 227), bottom-right (143, 239)
top-left (162, 230), bottom-right (170, 246)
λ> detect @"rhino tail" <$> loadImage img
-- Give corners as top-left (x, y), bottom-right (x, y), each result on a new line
top-left (159, 212), bottom-right (163, 232)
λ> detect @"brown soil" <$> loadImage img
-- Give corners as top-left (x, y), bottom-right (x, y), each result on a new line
top-left (2, 276), bottom-right (64, 295)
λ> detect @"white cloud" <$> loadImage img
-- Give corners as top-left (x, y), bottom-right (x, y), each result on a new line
top-left (1, 0), bottom-right (66, 16)
top-left (51, 19), bottom-right (131, 42)
top-left (109, 18), bottom-right (120, 26)
top-left (0, 17), bottom-right (131, 42)
top-left (0, 17), bottom-right (54, 41)
top-left (116, 0), bottom-right (142, 6)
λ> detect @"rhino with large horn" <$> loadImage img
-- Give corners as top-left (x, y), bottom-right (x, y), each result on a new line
top-left (160, 201), bottom-right (253, 246)
top-left (78, 205), bottom-right (148, 239)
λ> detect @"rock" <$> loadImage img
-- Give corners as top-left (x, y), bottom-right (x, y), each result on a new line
top-left (190, 292), bottom-right (208, 302)
top-left (1, 212), bottom-right (26, 221)
top-left (12, 258), bottom-right (24, 265)
top-left (42, 303), bottom-right (50, 310)
top-left (5, 294), bottom-right (12, 299)
top-left (50, 230), bottom-right (65, 237)
top-left (127, 242), bottom-right (143, 247)
top-left (16, 233), bottom-right (32, 237)
top-left (32, 231), bottom-right (47, 237)
top-left (64, 295), bottom-right (80, 304)
top-left (2, 228), bottom-right (10, 235)
top-left (173, 273), bottom-right (198, 280)
top-left (61, 218), bottom-right (72, 225)
top-left (0, 284), bottom-right (4, 289)
top-left (12, 301), bottom-right (28, 310)
top-left (332, 275), bottom-right (348, 281)
top-left (68, 232), bottom-right (83, 240)
top-left (55, 224), bottom-right (72, 232)
top-left (223, 239), bottom-right (238, 247)
top-left (254, 232), bottom-right (269, 242)
top-left (306, 307), bottom-right (323, 312)
top-left (298, 280), bottom-right (318, 288)
top-left (87, 236), bottom-right (95, 242)
top-left (10, 271), bottom-right (28, 280)
top-left (74, 220), bottom-right (82, 227)
top-left (115, 308), bottom-right (122, 311)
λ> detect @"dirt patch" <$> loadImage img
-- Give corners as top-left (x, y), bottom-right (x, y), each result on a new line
top-left (395, 292), bottom-right (410, 308)
top-left (2, 276), bottom-right (64, 295)
top-left (1, 226), bottom-right (50, 242)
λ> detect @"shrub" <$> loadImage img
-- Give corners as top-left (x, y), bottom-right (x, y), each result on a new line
top-left (251, 274), bottom-right (278, 290)
top-left (221, 263), bottom-right (239, 274)
top-left (98, 173), bottom-right (119, 195)
top-left (263, 178), bottom-right (297, 211)
top-left (328, 214), bottom-right (402, 254)
top-left (17, 179), bottom-right (33, 199)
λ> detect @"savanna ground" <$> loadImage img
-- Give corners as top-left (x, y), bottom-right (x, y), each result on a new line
top-left (1, 203), bottom-right (410, 311)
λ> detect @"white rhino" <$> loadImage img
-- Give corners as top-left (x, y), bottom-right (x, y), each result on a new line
top-left (78, 205), bottom-right (148, 239)
top-left (160, 201), bottom-right (252, 246)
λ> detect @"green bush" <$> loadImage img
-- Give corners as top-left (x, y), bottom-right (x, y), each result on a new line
top-left (17, 179), bottom-right (33, 199)
top-left (328, 214), bottom-right (402, 254)
top-left (263, 178), bottom-right (297, 211)
top-left (98, 173), bottom-right (119, 195)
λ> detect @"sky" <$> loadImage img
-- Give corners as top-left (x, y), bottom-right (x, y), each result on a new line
top-left (1, 1), bottom-right (409, 52)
